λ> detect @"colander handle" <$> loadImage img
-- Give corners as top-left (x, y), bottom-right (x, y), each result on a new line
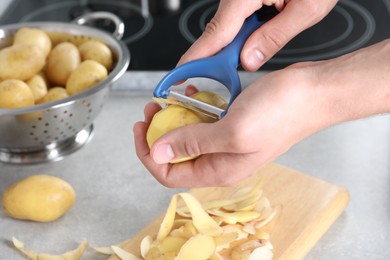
top-left (72, 11), bottom-right (125, 40)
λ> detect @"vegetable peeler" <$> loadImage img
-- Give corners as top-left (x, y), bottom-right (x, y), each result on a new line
top-left (153, 7), bottom-right (277, 119)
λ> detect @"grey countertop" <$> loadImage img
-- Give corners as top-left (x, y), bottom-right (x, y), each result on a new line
top-left (1, 72), bottom-right (390, 259)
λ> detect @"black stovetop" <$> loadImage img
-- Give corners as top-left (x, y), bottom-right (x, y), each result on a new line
top-left (1, 0), bottom-right (389, 71)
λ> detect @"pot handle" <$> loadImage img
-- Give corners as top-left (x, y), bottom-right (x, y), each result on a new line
top-left (73, 11), bottom-right (125, 40)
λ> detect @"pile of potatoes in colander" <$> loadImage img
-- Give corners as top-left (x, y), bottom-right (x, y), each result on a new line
top-left (0, 27), bottom-right (113, 109)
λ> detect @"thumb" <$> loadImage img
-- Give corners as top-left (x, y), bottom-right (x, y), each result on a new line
top-left (150, 122), bottom-right (232, 164)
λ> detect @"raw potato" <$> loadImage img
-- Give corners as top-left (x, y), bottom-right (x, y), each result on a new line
top-left (46, 31), bottom-right (103, 47)
top-left (26, 74), bottom-right (48, 102)
top-left (147, 104), bottom-right (204, 163)
top-left (39, 87), bottom-right (69, 104)
top-left (66, 60), bottom-right (108, 95)
top-left (0, 44), bottom-right (45, 81)
top-left (0, 79), bottom-right (34, 108)
top-left (146, 91), bottom-right (227, 163)
top-left (13, 27), bottom-right (52, 57)
top-left (78, 40), bottom-right (113, 70)
top-left (0, 27), bottom-right (114, 109)
top-left (46, 42), bottom-right (81, 86)
top-left (2, 174), bottom-right (76, 222)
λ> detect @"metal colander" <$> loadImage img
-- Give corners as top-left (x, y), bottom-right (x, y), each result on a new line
top-left (0, 12), bottom-right (130, 164)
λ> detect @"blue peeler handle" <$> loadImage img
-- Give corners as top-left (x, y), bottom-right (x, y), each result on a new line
top-left (153, 11), bottom-right (267, 116)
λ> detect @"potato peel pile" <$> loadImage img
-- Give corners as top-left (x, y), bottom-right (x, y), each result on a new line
top-left (96, 179), bottom-right (277, 260)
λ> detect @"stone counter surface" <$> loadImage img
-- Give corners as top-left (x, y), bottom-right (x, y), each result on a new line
top-left (1, 77), bottom-right (390, 259)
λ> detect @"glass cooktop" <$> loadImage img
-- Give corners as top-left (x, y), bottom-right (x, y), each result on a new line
top-left (1, 0), bottom-right (389, 71)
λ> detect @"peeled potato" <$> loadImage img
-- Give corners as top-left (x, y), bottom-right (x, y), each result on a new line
top-left (66, 60), bottom-right (108, 95)
top-left (46, 42), bottom-right (81, 86)
top-left (0, 44), bottom-right (45, 81)
top-left (39, 87), bottom-right (69, 104)
top-left (2, 174), bottom-right (76, 222)
top-left (78, 40), bottom-right (113, 70)
top-left (13, 27), bottom-right (52, 57)
top-left (0, 79), bottom-right (34, 108)
top-left (26, 73), bottom-right (48, 103)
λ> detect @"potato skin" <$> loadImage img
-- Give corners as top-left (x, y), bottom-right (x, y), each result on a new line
top-left (13, 27), bottom-right (52, 57)
top-left (46, 42), bottom-right (81, 86)
top-left (2, 174), bottom-right (76, 222)
top-left (66, 60), bottom-right (108, 95)
top-left (26, 73), bottom-right (48, 102)
top-left (0, 44), bottom-right (45, 81)
top-left (39, 87), bottom-right (69, 104)
top-left (0, 79), bottom-right (34, 108)
top-left (78, 40), bottom-right (113, 70)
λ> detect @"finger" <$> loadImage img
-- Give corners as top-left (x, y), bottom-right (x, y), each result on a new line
top-left (135, 127), bottom-right (257, 188)
top-left (133, 102), bottom-right (163, 170)
top-left (133, 120), bottom-right (175, 182)
top-left (144, 102), bottom-right (162, 123)
top-left (184, 85), bottom-right (199, 96)
top-left (241, 1), bottom-right (336, 71)
top-left (151, 151), bottom-right (268, 188)
top-left (133, 121), bottom-right (151, 160)
top-left (133, 102), bottom-right (161, 160)
top-left (177, 1), bottom-right (263, 66)
top-left (149, 120), bottom-right (249, 165)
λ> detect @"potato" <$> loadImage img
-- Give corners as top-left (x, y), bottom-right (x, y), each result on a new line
top-left (66, 60), bottom-right (108, 95)
top-left (146, 91), bottom-right (227, 163)
top-left (13, 27), bottom-right (52, 57)
top-left (39, 87), bottom-right (69, 104)
top-left (46, 42), bottom-right (81, 86)
top-left (26, 73), bottom-right (48, 103)
top-left (147, 104), bottom-right (204, 163)
top-left (46, 31), bottom-right (103, 47)
top-left (0, 79), bottom-right (34, 108)
top-left (2, 174), bottom-right (76, 222)
top-left (0, 44), bottom-right (45, 81)
top-left (78, 40), bottom-right (113, 70)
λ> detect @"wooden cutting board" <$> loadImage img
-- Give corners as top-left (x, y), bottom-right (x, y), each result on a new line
top-left (109, 163), bottom-right (349, 260)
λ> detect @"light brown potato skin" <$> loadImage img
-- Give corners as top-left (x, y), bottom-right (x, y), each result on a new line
top-left (0, 44), bottom-right (45, 81)
top-left (46, 31), bottom-right (103, 47)
top-left (2, 174), bottom-right (76, 222)
top-left (0, 79), bottom-right (34, 108)
top-left (78, 40), bottom-right (113, 70)
top-left (46, 42), bottom-right (81, 86)
top-left (13, 27), bottom-right (52, 57)
top-left (66, 60), bottom-right (108, 95)
top-left (26, 74), bottom-right (48, 103)
top-left (39, 87), bottom-right (69, 104)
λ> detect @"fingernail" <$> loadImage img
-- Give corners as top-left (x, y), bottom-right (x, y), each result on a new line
top-left (152, 143), bottom-right (175, 164)
top-left (246, 49), bottom-right (264, 70)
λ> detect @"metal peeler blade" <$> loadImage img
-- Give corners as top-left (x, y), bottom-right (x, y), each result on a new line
top-left (171, 91), bottom-right (224, 119)
top-left (154, 91), bottom-right (224, 119)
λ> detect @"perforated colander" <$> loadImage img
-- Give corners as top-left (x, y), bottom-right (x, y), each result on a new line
top-left (0, 12), bottom-right (130, 164)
